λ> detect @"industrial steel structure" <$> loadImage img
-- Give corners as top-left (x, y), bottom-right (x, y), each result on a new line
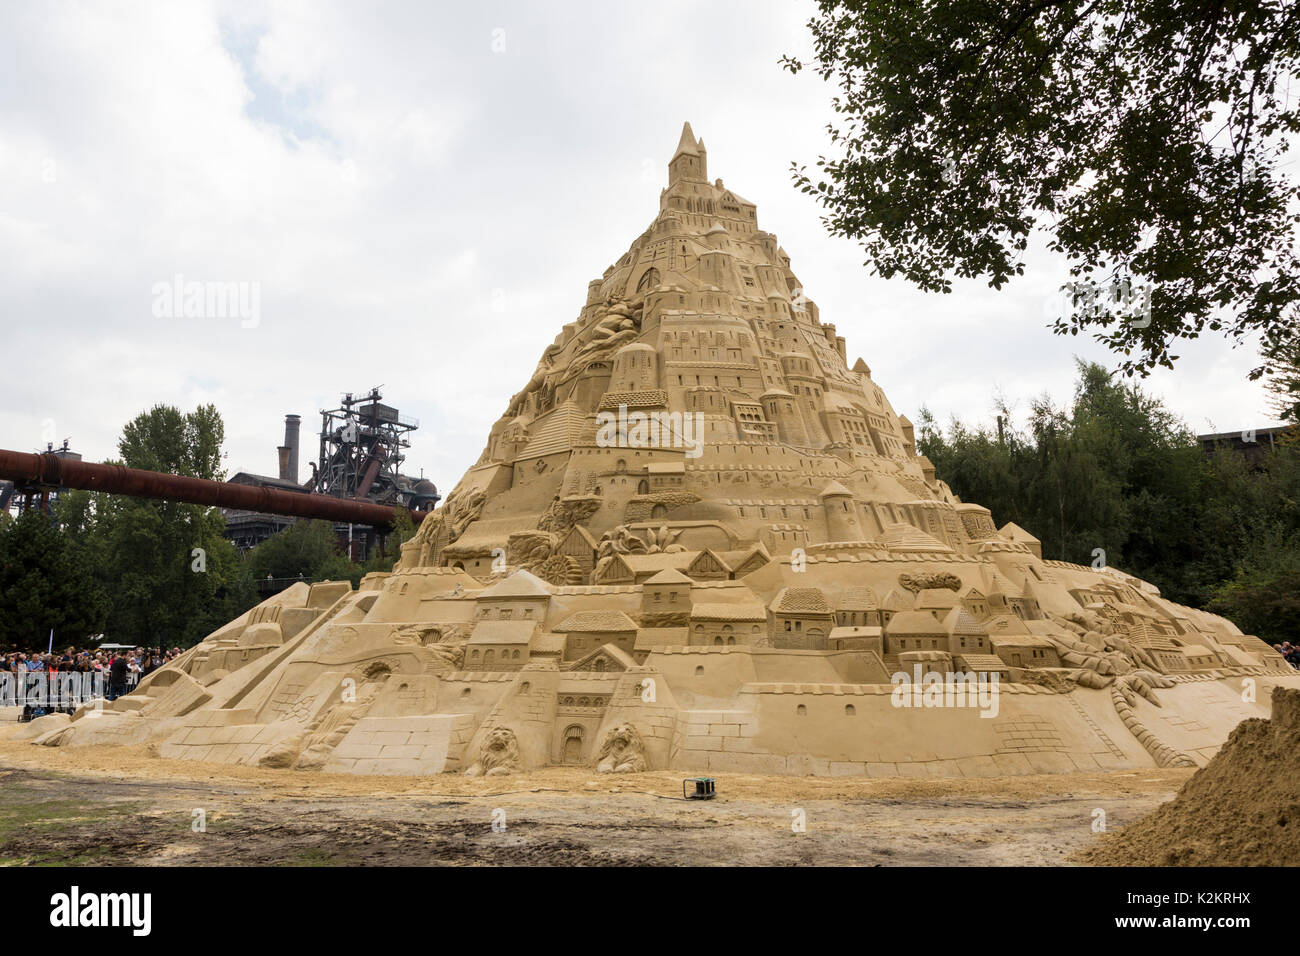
top-left (311, 388), bottom-right (439, 512)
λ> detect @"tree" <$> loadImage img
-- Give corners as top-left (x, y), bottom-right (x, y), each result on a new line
top-left (1207, 526), bottom-right (1300, 644)
top-left (119, 403), bottom-right (225, 479)
top-left (1196, 437), bottom-right (1300, 618)
top-left (1264, 330), bottom-right (1300, 424)
top-left (783, 1), bottom-right (1300, 379)
top-left (0, 509), bottom-right (109, 650)
top-left (86, 404), bottom-right (254, 647)
top-left (920, 360), bottom-right (1300, 637)
top-left (247, 508), bottom-right (416, 589)
top-left (247, 520), bottom-right (348, 581)
top-left (924, 361), bottom-right (1213, 599)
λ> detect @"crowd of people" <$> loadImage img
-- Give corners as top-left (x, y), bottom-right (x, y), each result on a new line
top-left (1, 646), bottom-right (183, 718)
top-left (1275, 642), bottom-right (1300, 670)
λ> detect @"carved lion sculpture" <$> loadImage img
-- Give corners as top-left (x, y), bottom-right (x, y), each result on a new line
top-left (597, 525), bottom-right (648, 559)
top-left (898, 571), bottom-right (962, 593)
top-left (595, 722), bottom-right (648, 774)
top-left (464, 727), bottom-right (521, 777)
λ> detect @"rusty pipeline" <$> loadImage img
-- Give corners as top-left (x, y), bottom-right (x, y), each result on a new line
top-left (0, 449), bottom-right (428, 529)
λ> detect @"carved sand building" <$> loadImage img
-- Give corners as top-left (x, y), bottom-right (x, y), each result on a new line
top-left (33, 124), bottom-right (1300, 777)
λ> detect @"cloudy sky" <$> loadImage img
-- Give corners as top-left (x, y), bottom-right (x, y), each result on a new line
top-left (0, 0), bottom-right (1281, 497)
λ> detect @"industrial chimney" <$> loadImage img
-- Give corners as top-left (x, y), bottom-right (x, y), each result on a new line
top-left (283, 414), bottom-right (301, 484)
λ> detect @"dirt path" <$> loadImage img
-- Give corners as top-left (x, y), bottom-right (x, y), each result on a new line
top-left (0, 738), bottom-right (1190, 866)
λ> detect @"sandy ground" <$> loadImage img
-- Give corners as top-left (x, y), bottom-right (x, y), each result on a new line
top-left (0, 730), bottom-right (1192, 866)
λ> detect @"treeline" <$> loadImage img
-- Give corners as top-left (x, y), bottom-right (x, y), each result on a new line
top-left (918, 362), bottom-right (1300, 643)
top-left (0, 404), bottom-right (414, 652)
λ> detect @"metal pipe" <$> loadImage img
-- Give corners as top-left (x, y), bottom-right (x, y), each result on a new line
top-left (0, 449), bottom-right (427, 528)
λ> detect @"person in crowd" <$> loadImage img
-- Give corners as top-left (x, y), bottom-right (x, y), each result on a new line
top-left (107, 653), bottom-right (128, 701)
top-left (142, 649), bottom-right (164, 678)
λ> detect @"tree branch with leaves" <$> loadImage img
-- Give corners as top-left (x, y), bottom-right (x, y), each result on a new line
top-left (784, 0), bottom-right (1300, 379)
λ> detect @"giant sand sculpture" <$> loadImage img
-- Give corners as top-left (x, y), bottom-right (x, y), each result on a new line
top-left (33, 124), bottom-right (1300, 777)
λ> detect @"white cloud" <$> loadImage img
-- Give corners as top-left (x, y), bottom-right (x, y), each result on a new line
top-left (0, 0), bottom-right (1280, 501)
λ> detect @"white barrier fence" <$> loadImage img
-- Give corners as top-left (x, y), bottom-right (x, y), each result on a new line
top-left (0, 673), bottom-right (109, 717)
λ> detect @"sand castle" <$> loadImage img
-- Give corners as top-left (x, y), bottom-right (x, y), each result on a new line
top-left (31, 124), bottom-right (1300, 777)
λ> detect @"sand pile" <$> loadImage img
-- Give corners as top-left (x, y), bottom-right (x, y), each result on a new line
top-left (1080, 686), bottom-right (1300, 866)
